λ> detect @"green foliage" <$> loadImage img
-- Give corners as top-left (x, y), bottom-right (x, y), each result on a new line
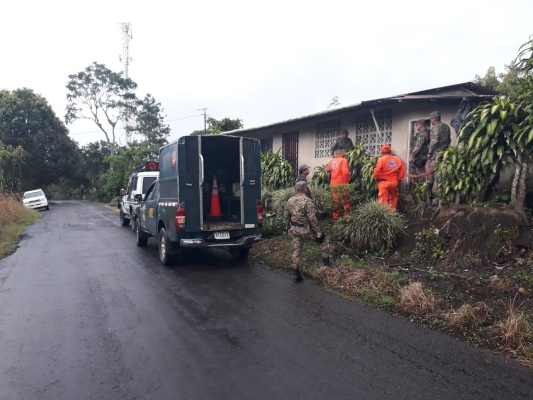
top-left (0, 88), bottom-right (83, 191)
top-left (0, 142), bottom-right (27, 193)
top-left (126, 94), bottom-right (170, 145)
top-left (411, 182), bottom-right (428, 204)
top-left (261, 149), bottom-right (295, 190)
top-left (332, 200), bottom-right (407, 254)
top-left (409, 229), bottom-right (446, 262)
top-left (445, 38), bottom-right (533, 213)
top-left (66, 62), bottom-right (137, 151)
top-left (190, 117), bottom-right (243, 135)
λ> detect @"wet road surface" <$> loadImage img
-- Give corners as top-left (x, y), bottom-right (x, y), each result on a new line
top-left (0, 200), bottom-right (531, 400)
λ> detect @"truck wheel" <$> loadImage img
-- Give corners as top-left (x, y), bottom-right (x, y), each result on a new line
top-left (120, 210), bottom-right (130, 227)
top-left (230, 248), bottom-right (250, 260)
top-left (158, 227), bottom-right (175, 266)
top-left (135, 220), bottom-right (148, 247)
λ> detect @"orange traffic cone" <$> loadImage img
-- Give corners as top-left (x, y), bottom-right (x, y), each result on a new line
top-left (209, 175), bottom-right (222, 218)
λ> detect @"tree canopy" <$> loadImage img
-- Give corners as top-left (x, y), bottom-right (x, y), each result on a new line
top-left (0, 88), bottom-right (81, 191)
top-left (65, 62), bottom-right (170, 153)
top-left (190, 117), bottom-right (243, 135)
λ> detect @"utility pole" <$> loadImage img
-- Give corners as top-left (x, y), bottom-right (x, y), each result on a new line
top-left (198, 108), bottom-right (208, 134)
top-left (119, 22), bottom-right (133, 143)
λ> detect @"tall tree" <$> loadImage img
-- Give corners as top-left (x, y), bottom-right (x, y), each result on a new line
top-left (0, 88), bottom-right (81, 190)
top-left (190, 116), bottom-right (243, 135)
top-left (65, 62), bottom-right (138, 154)
top-left (126, 94), bottom-right (170, 147)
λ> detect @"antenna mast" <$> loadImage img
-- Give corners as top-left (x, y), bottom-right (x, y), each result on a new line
top-left (119, 23), bottom-right (133, 142)
top-left (120, 22), bottom-right (133, 79)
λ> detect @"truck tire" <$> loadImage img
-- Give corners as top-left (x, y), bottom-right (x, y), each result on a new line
top-left (158, 227), bottom-right (175, 266)
top-left (230, 247), bottom-right (250, 260)
top-left (135, 219), bottom-right (148, 247)
top-left (120, 210), bottom-right (130, 227)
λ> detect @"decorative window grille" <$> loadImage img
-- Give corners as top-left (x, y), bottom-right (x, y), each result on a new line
top-left (314, 119), bottom-right (341, 158)
top-left (355, 109), bottom-right (393, 155)
top-left (260, 137), bottom-right (273, 153)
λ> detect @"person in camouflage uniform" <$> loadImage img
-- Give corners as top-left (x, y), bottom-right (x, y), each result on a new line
top-left (409, 119), bottom-right (430, 175)
top-left (284, 181), bottom-right (333, 283)
top-left (427, 111), bottom-right (451, 201)
top-left (331, 129), bottom-right (354, 156)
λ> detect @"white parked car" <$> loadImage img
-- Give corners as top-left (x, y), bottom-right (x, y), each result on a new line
top-left (22, 189), bottom-right (49, 210)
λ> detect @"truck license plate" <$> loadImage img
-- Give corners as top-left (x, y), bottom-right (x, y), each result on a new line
top-left (214, 231), bottom-right (230, 240)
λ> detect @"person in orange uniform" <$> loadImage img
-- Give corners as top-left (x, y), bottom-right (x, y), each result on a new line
top-left (373, 144), bottom-right (406, 211)
top-left (327, 148), bottom-right (351, 219)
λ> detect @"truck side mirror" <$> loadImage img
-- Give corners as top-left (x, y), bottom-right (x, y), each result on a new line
top-left (134, 194), bottom-right (143, 201)
top-left (120, 188), bottom-right (126, 196)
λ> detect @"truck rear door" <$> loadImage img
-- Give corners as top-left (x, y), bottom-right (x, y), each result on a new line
top-left (240, 137), bottom-right (261, 227)
top-left (178, 136), bottom-right (201, 231)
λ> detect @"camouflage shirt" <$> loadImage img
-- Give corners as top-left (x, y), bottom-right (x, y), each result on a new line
top-left (331, 137), bottom-right (354, 154)
top-left (411, 129), bottom-right (430, 159)
top-left (428, 122), bottom-right (451, 156)
top-left (284, 193), bottom-right (321, 234)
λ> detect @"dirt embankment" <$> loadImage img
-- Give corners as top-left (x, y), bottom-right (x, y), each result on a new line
top-left (252, 203), bottom-right (533, 366)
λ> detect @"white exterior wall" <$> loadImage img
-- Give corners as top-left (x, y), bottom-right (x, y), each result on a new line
top-left (236, 102), bottom-right (461, 181)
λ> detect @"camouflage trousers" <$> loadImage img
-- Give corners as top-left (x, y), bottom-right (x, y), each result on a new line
top-left (289, 231), bottom-right (330, 269)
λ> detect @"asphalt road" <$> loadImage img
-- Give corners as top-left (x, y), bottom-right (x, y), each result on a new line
top-left (0, 200), bottom-right (531, 400)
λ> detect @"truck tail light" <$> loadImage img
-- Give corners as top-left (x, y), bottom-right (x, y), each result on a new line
top-left (175, 203), bottom-right (186, 230)
top-left (257, 204), bottom-right (264, 222)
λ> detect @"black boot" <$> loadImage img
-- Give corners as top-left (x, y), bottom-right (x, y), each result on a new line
top-left (293, 268), bottom-right (303, 283)
top-left (323, 257), bottom-right (338, 268)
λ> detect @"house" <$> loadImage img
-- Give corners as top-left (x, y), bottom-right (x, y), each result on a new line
top-left (225, 82), bottom-right (499, 180)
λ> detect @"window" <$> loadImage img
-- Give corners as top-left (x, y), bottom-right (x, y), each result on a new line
top-left (315, 118), bottom-right (341, 158)
top-left (355, 109), bottom-right (392, 156)
top-left (260, 137), bottom-right (273, 153)
top-left (282, 132), bottom-right (298, 173)
top-left (142, 177), bottom-right (157, 193)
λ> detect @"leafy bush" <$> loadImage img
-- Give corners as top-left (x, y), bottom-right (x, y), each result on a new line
top-left (308, 184), bottom-right (334, 217)
top-left (332, 200), bottom-right (407, 253)
top-left (261, 149), bottom-right (295, 190)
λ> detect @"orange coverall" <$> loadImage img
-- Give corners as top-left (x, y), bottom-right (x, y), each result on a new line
top-left (373, 154), bottom-right (406, 210)
top-left (327, 156), bottom-right (350, 218)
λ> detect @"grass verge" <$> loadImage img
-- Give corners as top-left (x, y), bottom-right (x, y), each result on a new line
top-left (0, 194), bottom-right (41, 258)
top-left (251, 235), bottom-right (533, 367)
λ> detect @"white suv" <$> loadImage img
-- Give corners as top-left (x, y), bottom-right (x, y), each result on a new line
top-left (22, 189), bottom-right (49, 210)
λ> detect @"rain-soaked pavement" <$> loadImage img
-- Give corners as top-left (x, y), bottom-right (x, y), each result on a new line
top-left (0, 201), bottom-right (531, 400)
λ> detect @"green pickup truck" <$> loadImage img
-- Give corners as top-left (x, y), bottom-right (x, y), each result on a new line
top-left (133, 135), bottom-right (263, 265)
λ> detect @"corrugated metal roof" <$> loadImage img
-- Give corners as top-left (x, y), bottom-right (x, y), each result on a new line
top-left (223, 81), bottom-right (498, 136)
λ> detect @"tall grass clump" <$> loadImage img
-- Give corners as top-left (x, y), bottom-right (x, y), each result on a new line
top-left (0, 193), bottom-right (40, 257)
top-left (333, 200), bottom-right (407, 253)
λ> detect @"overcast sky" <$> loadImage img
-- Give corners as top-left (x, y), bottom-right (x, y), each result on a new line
top-left (2, 0), bottom-right (532, 147)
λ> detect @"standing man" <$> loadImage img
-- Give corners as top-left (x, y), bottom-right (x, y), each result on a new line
top-left (295, 164), bottom-right (312, 199)
top-left (331, 129), bottom-right (354, 156)
top-left (373, 144), bottom-right (406, 211)
top-left (284, 181), bottom-right (333, 283)
top-left (409, 119), bottom-right (430, 175)
top-left (327, 148), bottom-right (350, 219)
top-left (427, 111), bottom-right (451, 202)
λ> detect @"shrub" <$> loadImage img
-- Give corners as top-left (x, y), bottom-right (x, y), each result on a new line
top-left (261, 149), bottom-right (295, 190)
top-left (333, 200), bottom-right (407, 253)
